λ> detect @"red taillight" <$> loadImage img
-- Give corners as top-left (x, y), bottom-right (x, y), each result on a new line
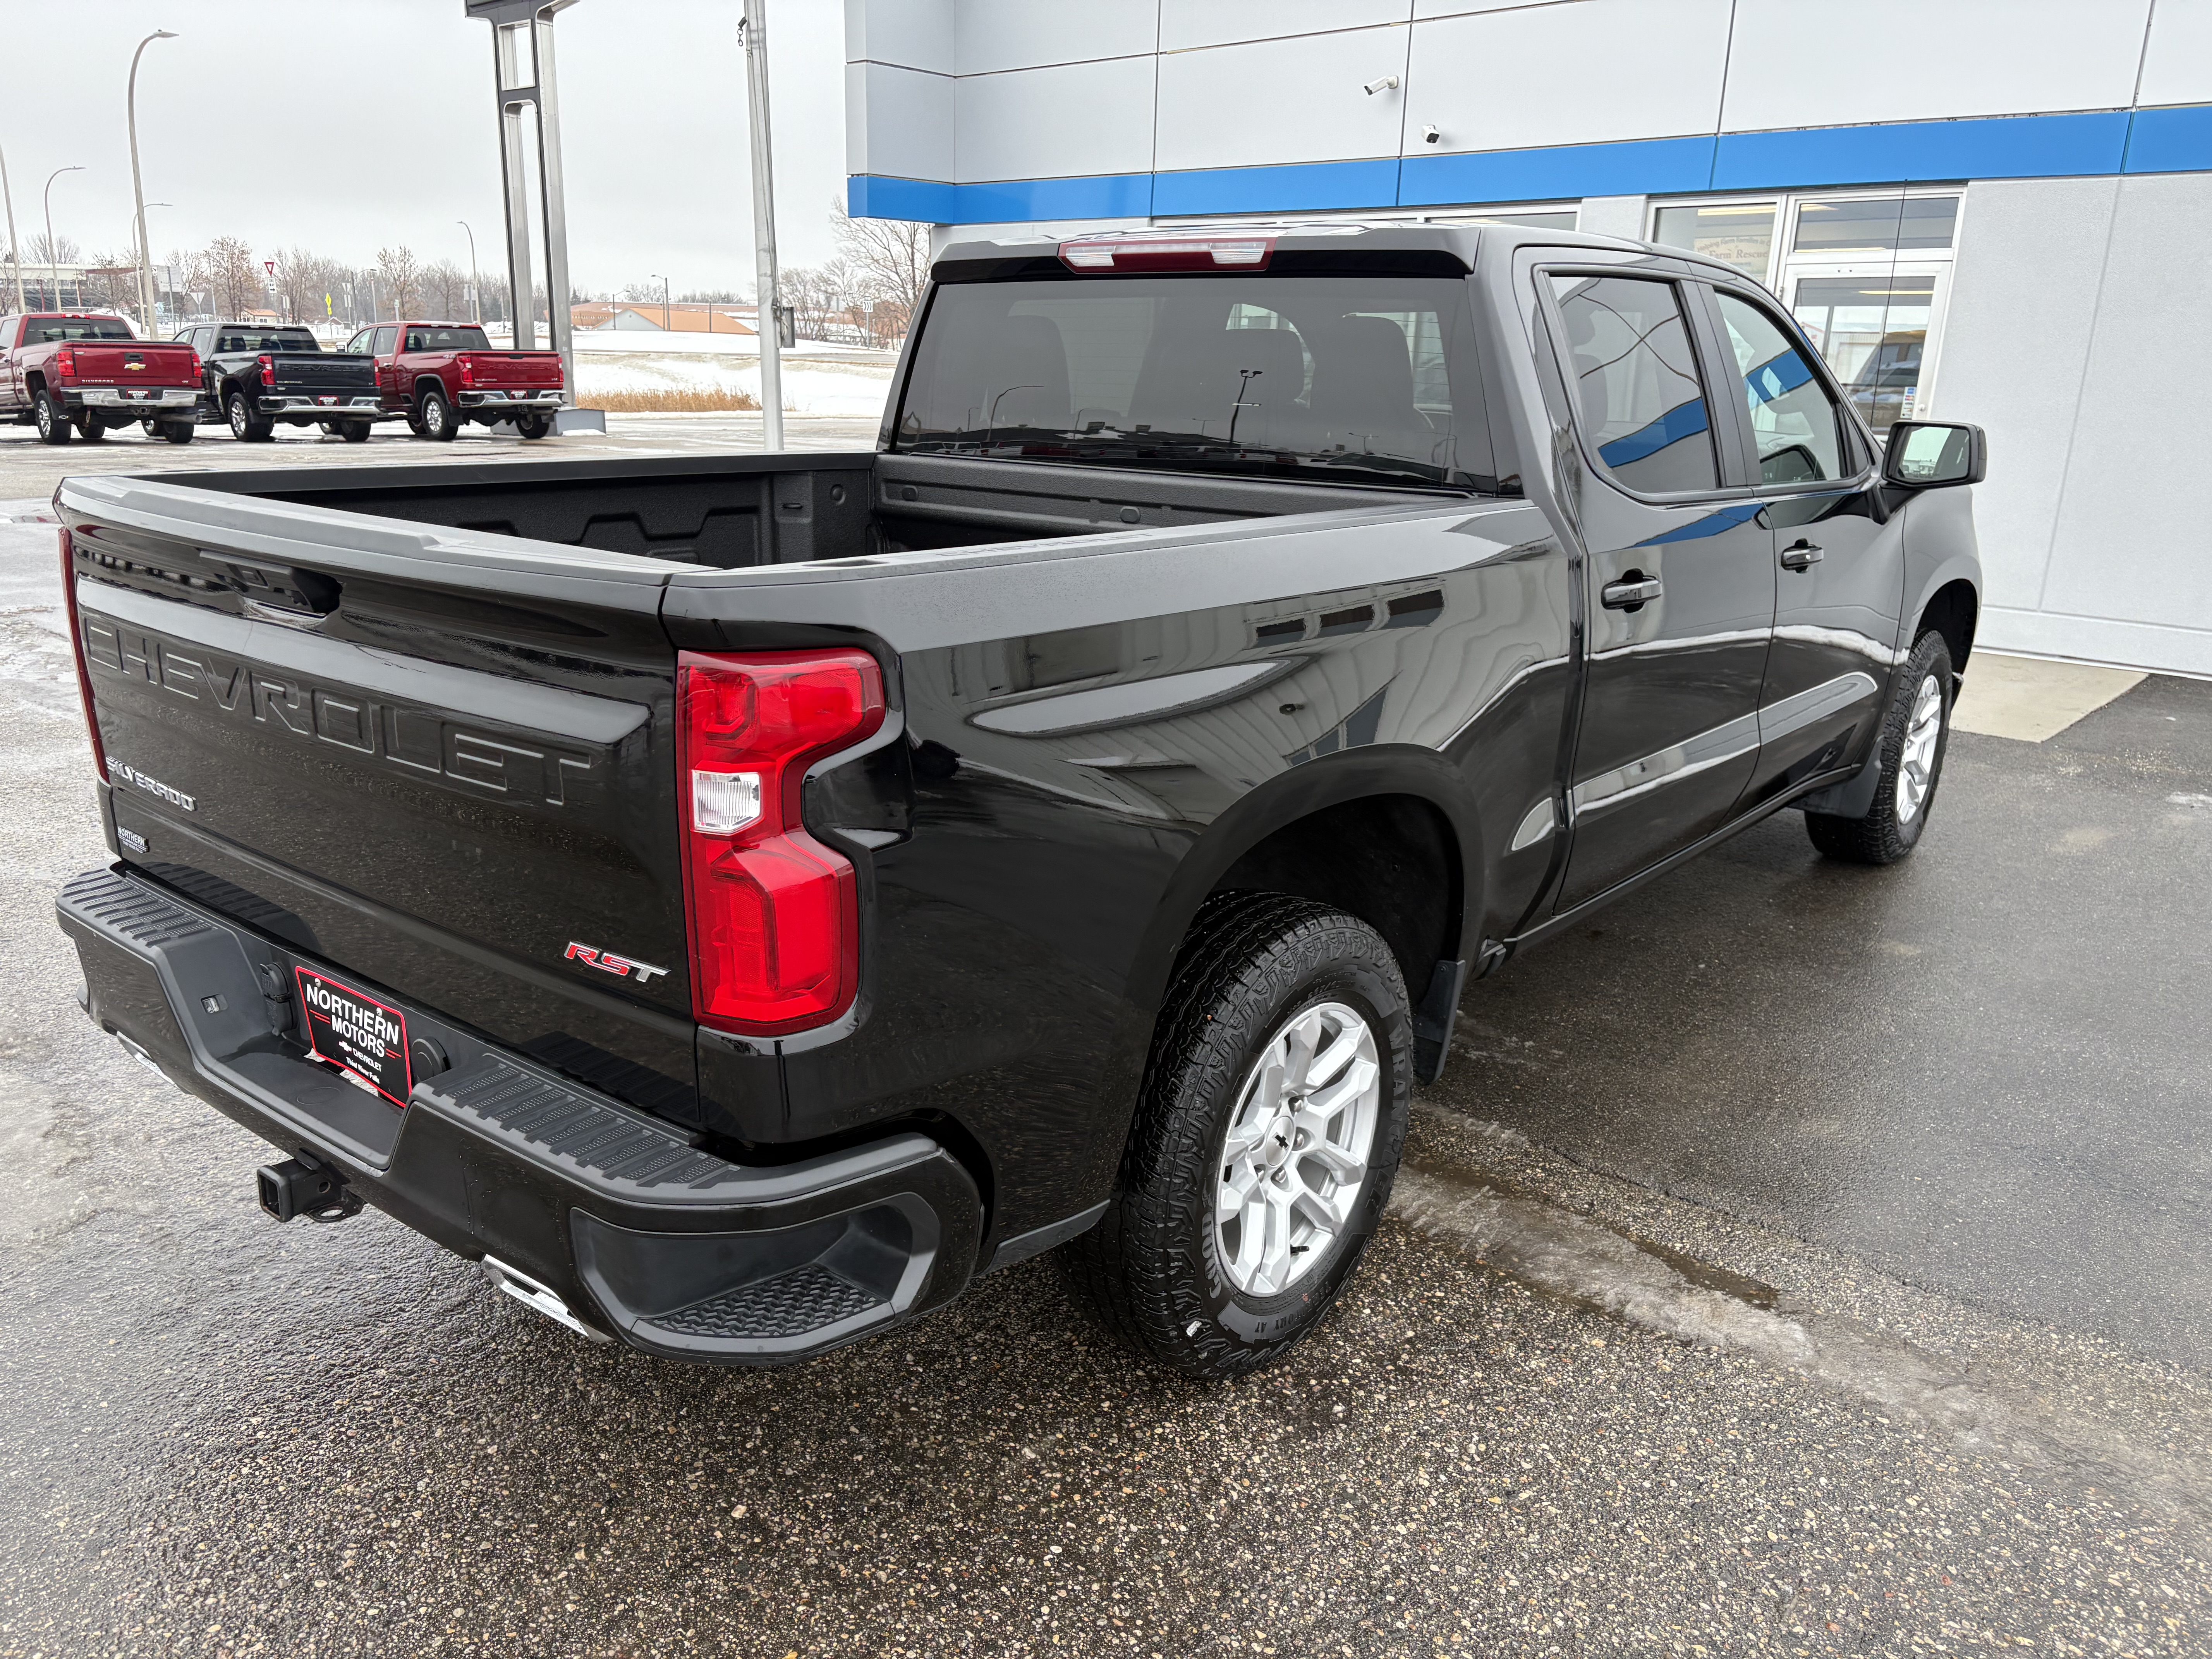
top-left (677, 649), bottom-right (885, 1035)
top-left (457, 354), bottom-right (474, 389)
top-left (189, 352), bottom-right (202, 378)
top-left (258, 353), bottom-right (275, 387)
top-left (59, 527), bottom-right (108, 784)
top-left (54, 346), bottom-right (77, 379)
top-left (1058, 235), bottom-right (1274, 273)
top-left (551, 357), bottom-right (564, 388)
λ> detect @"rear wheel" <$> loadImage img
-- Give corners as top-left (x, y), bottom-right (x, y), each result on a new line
top-left (417, 388), bottom-right (459, 441)
top-left (33, 390), bottom-right (72, 445)
top-left (1060, 893), bottom-right (1413, 1379)
top-left (227, 390), bottom-right (274, 443)
top-left (1805, 629), bottom-right (1955, 865)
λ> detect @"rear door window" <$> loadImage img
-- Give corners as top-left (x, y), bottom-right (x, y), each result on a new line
top-left (1714, 290), bottom-right (1845, 484)
top-left (1545, 273), bottom-right (1717, 494)
top-left (372, 326), bottom-right (398, 357)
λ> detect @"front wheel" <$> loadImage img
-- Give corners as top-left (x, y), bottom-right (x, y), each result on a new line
top-left (417, 388), bottom-right (459, 441)
top-left (1061, 893), bottom-right (1413, 1379)
top-left (74, 416), bottom-right (109, 443)
top-left (158, 419), bottom-right (196, 445)
top-left (513, 412), bottom-right (553, 440)
top-left (1805, 629), bottom-right (1955, 865)
top-left (338, 422), bottom-right (370, 443)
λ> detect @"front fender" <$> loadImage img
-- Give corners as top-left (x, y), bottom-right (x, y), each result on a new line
top-left (1898, 486), bottom-right (1982, 660)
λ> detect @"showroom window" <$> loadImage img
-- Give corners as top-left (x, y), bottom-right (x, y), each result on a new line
top-left (1653, 189), bottom-right (1960, 435)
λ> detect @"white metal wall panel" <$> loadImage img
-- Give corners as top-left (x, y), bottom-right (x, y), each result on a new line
top-left (1721, 0), bottom-right (2153, 132)
top-left (954, 0), bottom-right (1160, 76)
top-left (1154, 27), bottom-right (1413, 172)
top-left (1410, 0), bottom-right (1578, 15)
top-left (844, 0), bottom-right (954, 75)
top-left (1162, 0), bottom-right (1415, 53)
top-left (1929, 177), bottom-right (2120, 648)
top-left (957, 58), bottom-right (1159, 182)
top-left (1406, 0), bottom-right (1732, 154)
top-left (2137, 0), bottom-right (2212, 108)
top-left (846, 61), bottom-right (955, 181)
top-left (2031, 172), bottom-right (2212, 671)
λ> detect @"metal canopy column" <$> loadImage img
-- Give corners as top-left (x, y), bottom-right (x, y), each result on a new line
top-left (465, 0), bottom-right (604, 433)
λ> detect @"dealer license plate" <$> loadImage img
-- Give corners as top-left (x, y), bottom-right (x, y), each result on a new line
top-left (294, 967), bottom-right (412, 1107)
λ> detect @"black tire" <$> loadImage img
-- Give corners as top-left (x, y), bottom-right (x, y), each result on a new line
top-left (338, 422), bottom-right (370, 443)
top-left (1806, 629), bottom-right (1955, 865)
top-left (417, 388), bottom-right (459, 441)
top-left (33, 390), bottom-right (72, 445)
top-left (1061, 892), bottom-right (1413, 1379)
top-left (226, 389), bottom-right (274, 443)
top-left (75, 415), bottom-right (108, 442)
top-left (513, 412), bottom-right (553, 440)
top-left (158, 420), bottom-right (196, 445)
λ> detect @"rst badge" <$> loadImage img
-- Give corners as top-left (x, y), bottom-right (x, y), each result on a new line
top-left (564, 942), bottom-right (670, 985)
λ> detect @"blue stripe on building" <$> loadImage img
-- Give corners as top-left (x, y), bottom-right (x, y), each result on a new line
top-left (852, 103), bottom-right (2212, 224)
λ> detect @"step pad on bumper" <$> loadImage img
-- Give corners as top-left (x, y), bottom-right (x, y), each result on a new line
top-left (414, 1057), bottom-right (734, 1194)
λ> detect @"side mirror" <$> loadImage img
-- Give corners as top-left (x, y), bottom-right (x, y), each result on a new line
top-left (1882, 420), bottom-right (1986, 488)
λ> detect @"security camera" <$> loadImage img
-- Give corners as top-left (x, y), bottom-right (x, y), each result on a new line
top-left (1421, 124), bottom-right (1441, 144)
top-left (1362, 74), bottom-right (1400, 95)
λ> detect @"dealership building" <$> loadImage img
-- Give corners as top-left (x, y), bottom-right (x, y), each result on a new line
top-left (844, 0), bottom-right (2212, 676)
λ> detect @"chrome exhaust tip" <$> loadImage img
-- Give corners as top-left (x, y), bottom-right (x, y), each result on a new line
top-left (481, 1255), bottom-right (611, 1344)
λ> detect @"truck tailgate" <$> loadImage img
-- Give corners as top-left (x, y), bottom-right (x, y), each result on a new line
top-left (72, 341), bottom-right (199, 386)
top-left (272, 353), bottom-right (376, 393)
top-left (59, 474), bottom-right (703, 1125)
top-left (467, 351), bottom-right (563, 389)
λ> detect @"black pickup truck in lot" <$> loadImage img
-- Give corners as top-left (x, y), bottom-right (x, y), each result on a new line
top-left (175, 322), bottom-right (384, 442)
top-left (54, 222), bottom-right (1984, 1377)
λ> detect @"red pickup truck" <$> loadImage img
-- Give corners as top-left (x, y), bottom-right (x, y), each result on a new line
top-left (342, 320), bottom-right (564, 440)
top-left (0, 312), bottom-right (201, 444)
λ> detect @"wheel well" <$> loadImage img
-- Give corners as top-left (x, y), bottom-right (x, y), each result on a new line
top-left (1207, 793), bottom-right (1461, 1000)
top-left (24, 371), bottom-right (45, 395)
top-left (416, 377), bottom-right (448, 401)
top-left (1918, 579), bottom-right (1978, 670)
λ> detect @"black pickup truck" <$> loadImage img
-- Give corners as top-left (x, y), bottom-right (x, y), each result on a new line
top-left (54, 222), bottom-right (1984, 1377)
top-left (174, 322), bottom-right (384, 442)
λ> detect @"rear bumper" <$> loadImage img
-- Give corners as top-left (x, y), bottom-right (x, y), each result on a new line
top-left (55, 866), bottom-right (981, 1364)
top-left (261, 394), bottom-right (387, 418)
top-left (69, 387), bottom-right (201, 410)
top-left (459, 389), bottom-right (563, 410)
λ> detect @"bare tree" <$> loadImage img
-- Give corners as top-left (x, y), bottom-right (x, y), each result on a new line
top-left (376, 245), bottom-right (421, 317)
top-left (778, 263), bottom-right (842, 342)
top-left (26, 231), bottom-right (82, 267)
top-left (276, 247), bottom-right (345, 328)
top-left (203, 236), bottom-right (261, 318)
top-left (830, 198), bottom-right (928, 342)
top-left (421, 258), bottom-right (469, 319)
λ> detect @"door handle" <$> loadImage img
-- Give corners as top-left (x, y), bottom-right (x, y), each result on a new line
top-left (1601, 576), bottom-right (1662, 610)
top-left (1780, 540), bottom-right (1824, 570)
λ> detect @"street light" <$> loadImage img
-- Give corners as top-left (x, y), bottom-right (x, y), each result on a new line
top-left (131, 204), bottom-right (170, 331)
top-left (128, 30), bottom-right (179, 333)
top-left (44, 166), bottom-right (84, 311)
top-left (457, 219), bottom-right (481, 323)
top-left (0, 143), bottom-right (24, 313)
top-left (651, 273), bottom-right (668, 331)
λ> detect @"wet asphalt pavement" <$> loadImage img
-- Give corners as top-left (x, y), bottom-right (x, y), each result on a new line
top-left (3, 443), bottom-right (2211, 1656)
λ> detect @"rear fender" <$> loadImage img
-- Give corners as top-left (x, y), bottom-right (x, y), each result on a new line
top-left (1124, 745), bottom-right (1484, 1016)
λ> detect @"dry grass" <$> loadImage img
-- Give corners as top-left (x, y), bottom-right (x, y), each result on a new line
top-left (589, 388), bottom-right (762, 414)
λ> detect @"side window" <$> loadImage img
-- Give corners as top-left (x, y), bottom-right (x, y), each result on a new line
top-left (1547, 274), bottom-right (1717, 493)
top-left (1714, 291), bottom-right (1844, 485)
top-left (373, 325), bottom-right (398, 357)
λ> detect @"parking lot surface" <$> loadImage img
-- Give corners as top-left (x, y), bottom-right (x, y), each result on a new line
top-left (2, 449), bottom-right (2209, 1656)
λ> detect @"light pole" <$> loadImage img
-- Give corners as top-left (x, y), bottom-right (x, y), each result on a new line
top-left (0, 143), bottom-right (23, 313)
top-left (128, 30), bottom-right (179, 333)
top-left (651, 273), bottom-right (669, 331)
top-left (740, 0), bottom-right (784, 448)
top-left (132, 204), bottom-right (170, 331)
top-left (457, 220), bottom-right (481, 323)
top-left (44, 166), bottom-right (84, 311)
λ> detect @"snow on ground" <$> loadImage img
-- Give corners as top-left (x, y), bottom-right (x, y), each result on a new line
top-left (570, 350), bottom-right (893, 418)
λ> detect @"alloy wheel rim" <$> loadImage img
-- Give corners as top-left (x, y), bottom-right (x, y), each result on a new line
top-left (1895, 673), bottom-right (1944, 824)
top-left (1211, 1000), bottom-right (1381, 1298)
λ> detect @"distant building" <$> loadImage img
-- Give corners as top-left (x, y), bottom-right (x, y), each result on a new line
top-left (570, 301), bottom-right (755, 336)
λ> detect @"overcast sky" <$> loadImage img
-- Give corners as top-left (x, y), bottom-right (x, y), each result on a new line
top-left (2, 0), bottom-right (850, 297)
